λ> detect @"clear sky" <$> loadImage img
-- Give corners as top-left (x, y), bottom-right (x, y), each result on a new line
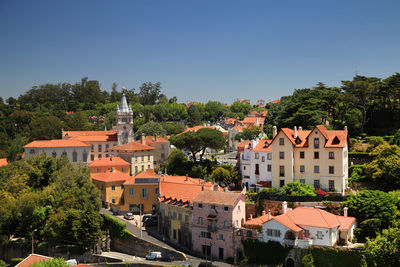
top-left (0, 0), bottom-right (399, 104)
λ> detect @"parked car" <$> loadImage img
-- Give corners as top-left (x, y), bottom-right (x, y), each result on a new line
top-left (123, 212), bottom-right (134, 220)
top-left (145, 251), bottom-right (162, 261)
top-left (143, 217), bottom-right (158, 227)
top-left (160, 254), bottom-right (174, 262)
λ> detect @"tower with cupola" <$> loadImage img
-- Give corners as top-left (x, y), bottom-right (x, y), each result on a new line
top-left (116, 88), bottom-right (134, 145)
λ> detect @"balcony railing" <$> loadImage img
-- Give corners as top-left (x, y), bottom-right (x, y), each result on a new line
top-left (208, 225), bottom-right (217, 232)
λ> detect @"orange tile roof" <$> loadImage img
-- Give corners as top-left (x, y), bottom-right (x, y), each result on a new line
top-left (15, 254), bottom-right (52, 267)
top-left (92, 169), bottom-right (131, 182)
top-left (0, 158), bottom-right (8, 167)
top-left (181, 126), bottom-right (215, 134)
top-left (160, 182), bottom-right (213, 203)
top-left (242, 116), bottom-right (265, 125)
top-left (124, 169), bottom-right (160, 185)
top-left (251, 140), bottom-right (272, 152)
top-left (269, 207), bottom-right (356, 232)
top-left (238, 140), bottom-right (251, 149)
top-left (110, 141), bottom-right (155, 152)
top-left (260, 110), bottom-right (268, 117)
top-left (24, 139), bottom-right (90, 148)
top-left (193, 191), bottom-right (244, 207)
top-left (245, 213), bottom-right (274, 227)
top-left (89, 157), bottom-right (130, 167)
top-left (162, 175), bottom-right (210, 185)
top-left (63, 130), bottom-right (118, 142)
top-left (144, 136), bottom-right (169, 143)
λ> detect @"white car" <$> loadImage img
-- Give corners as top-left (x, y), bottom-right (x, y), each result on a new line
top-left (145, 251), bottom-right (162, 260)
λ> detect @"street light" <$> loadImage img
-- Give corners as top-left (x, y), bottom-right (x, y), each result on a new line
top-left (32, 229), bottom-right (37, 254)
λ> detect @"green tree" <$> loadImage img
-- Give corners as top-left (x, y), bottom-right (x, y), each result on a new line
top-left (188, 104), bottom-right (202, 125)
top-left (138, 82), bottom-right (161, 105)
top-left (210, 167), bottom-right (231, 185)
top-left (65, 111), bottom-right (89, 130)
top-left (281, 181), bottom-right (316, 196)
top-left (170, 132), bottom-right (203, 162)
top-left (31, 258), bottom-right (69, 267)
top-left (10, 110), bottom-right (35, 134)
top-left (341, 190), bottom-right (397, 228)
top-left (364, 228), bottom-right (400, 267)
top-left (302, 253), bottom-right (315, 267)
top-left (164, 149), bottom-right (189, 175)
top-left (235, 126), bottom-right (262, 141)
top-left (160, 122), bottom-right (184, 135)
top-left (6, 135), bottom-right (27, 162)
top-left (365, 143), bottom-right (400, 187)
top-left (29, 116), bottom-right (62, 140)
top-left (197, 128), bottom-right (226, 161)
top-left (354, 218), bottom-right (381, 243)
top-left (136, 121), bottom-right (167, 137)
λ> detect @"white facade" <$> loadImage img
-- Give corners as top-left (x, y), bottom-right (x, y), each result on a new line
top-left (24, 146), bottom-right (90, 164)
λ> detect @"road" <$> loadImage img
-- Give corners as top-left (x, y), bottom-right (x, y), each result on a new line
top-left (215, 152), bottom-right (238, 166)
top-left (101, 209), bottom-right (231, 267)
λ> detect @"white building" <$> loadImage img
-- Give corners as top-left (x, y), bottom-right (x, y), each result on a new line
top-left (260, 203), bottom-right (356, 248)
top-left (24, 139), bottom-right (90, 164)
top-left (240, 139), bottom-right (273, 191)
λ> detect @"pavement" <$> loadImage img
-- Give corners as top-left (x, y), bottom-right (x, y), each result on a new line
top-left (215, 152), bottom-right (238, 166)
top-left (100, 209), bottom-right (231, 267)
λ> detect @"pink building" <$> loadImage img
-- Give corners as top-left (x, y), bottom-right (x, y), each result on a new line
top-left (192, 190), bottom-right (246, 261)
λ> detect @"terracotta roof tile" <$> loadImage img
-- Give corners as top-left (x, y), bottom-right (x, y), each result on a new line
top-left (92, 169), bottom-right (131, 182)
top-left (15, 254), bottom-right (52, 267)
top-left (245, 213), bottom-right (274, 227)
top-left (238, 140), bottom-right (251, 149)
top-left (24, 139), bottom-right (90, 148)
top-left (89, 157), bottom-right (130, 167)
top-left (251, 140), bottom-right (272, 152)
top-left (0, 158), bottom-right (8, 167)
top-left (193, 191), bottom-right (244, 206)
top-left (110, 142), bottom-right (155, 152)
top-left (124, 169), bottom-right (160, 185)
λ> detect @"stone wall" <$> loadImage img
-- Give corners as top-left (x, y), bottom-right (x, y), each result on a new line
top-left (112, 234), bottom-right (186, 261)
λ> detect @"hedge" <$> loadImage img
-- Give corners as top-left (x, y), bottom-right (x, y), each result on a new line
top-left (309, 247), bottom-right (362, 267)
top-left (246, 192), bottom-right (348, 203)
top-left (242, 239), bottom-right (290, 265)
top-left (348, 152), bottom-right (372, 159)
top-left (101, 213), bottom-right (132, 240)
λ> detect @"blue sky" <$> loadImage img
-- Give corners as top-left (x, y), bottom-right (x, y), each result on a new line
top-left (0, 0), bottom-right (399, 104)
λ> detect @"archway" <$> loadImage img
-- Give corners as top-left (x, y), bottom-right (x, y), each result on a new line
top-left (286, 258), bottom-right (295, 267)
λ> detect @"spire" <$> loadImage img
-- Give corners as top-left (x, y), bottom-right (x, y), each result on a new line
top-left (119, 92), bottom-right (130, 113)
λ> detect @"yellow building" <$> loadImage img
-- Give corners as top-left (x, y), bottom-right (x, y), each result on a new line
top-left (271, 125), bottom-right (349, 195)
top-left (88, 156), bottom-right (130, 175)
top-left (140, 136), bottom-right (170, 172)
top-left (92, 169), bottom-right (131, 208)
top-left (110, 141), bottom-right (155, 176)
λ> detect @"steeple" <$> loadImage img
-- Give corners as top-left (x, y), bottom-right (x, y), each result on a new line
top-left (118, 93), bottom-right (130, 113)
top-left (116, 87), bottom-right (134, 145)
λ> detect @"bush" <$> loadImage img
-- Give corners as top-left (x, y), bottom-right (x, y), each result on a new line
top-left (11, 258), bottom-right (24, 266)
top-left (354, 218), bottom-right (381, 243)
top-left (302, 253), bottom-right (315, 267)
top-left (101, 213), bottom-right (131, 240)
top-left (242, 239), bottom-right (290, 265)
top-left (348, 164), bottom-right (368, 183)
top-left (309, 247), bottom-right (362, 267)
top-left (348, 152), bottom-right (372, 159)
top-left (281, 181), bottom-right (316, 196)
top-left (0, 260), bottom-right (5, 267)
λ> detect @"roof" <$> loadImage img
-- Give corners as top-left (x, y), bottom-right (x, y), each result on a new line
top-left (63, 130), bottom-right (118, 142)
top-left (124, 169), bottom-right (160, 185)
top-left (160, 182), bottom-right (213, 204)
top-left (266, 207), bottom-right (356, 232)
top-left (245, 213), bottom-right (274, 227)
top-left (193, 191), bottom-right (243, 207)
top-left (242, 117), bottom-right (265, 125)
top-left (180, 126), bottom-right (215, 134)
top-left (110, 141), bottom-right (155, 152)
top-left (238, 140), bottom-right (251, 149)
top-left (89, 157), bottom-right (130, 167)
top-left (92, 169), bottom-right (131, 182)
top-left (24, 139), bottom-right (90, 148)
top-left (117, 93), bottom-right (132, 113)
top-left (0, 158), bottom-right (8, 167)
top-left (251, 140), bottom-right (272, 152)
top-left (15, 254), bottom-right (52, 267)
top-left (233, 126), bottom-right (245, 131)
top-left (143, 136), bottom-right (169, 143)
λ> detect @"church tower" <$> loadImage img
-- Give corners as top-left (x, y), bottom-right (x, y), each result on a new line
top-left (116, 89), bottom-right (134, 145)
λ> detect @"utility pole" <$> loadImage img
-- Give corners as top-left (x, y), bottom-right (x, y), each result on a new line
top-left (140, 204), bottom-right (143, 239)
top-left (233, 226), bottom-right (236, 267)
top-left (32, 229), bottom-right (37, 254)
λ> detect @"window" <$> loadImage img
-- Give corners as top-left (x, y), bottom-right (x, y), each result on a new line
top-left (72, 151), bottom-right (77, 162)
top-left (224, 220), bottom-right (230, 228)
top-left (300, 165), bottom-right (305, 173)
top-left (147, 164), bottom-right (150, 169)
top-left (52, 151), bottom-right (57, 158)
top-left (255, 164), bottom-right (259, 175)
top-left (185, 215), bottom-right (189, 224)
top-left (148, 155), bottom-right (150, 161)
top-left (129, 188), bottom-right (134, 195)
top-left (100, 185), bottom-right (104, 190)
top-left (247, 231), bottom-right (253, 237)
top-left (224, 206), bottom-right (229, 211)
top-left (218, 234), bottom-right (224, 240)
top-left (141, 155), bottom-right (144, 161)
top-left (279, 166), bottom-right (285, 177)
top-left (62, 151), bottom-right (67, 157)
top-left (279, 138), bottom-right (284, 145)
top-left (300, 179), bottom-right (305, 184)
top-left (106, 144), bottom-right (109, 151)
top-left (111, 198), bottom-right (115, 204)
top-left (314, 165), bottom-right (320, 173)
top-left (329, 152), bottom-right (334, 159)
top-left (279, 152), bottom-right (284, 159)
top-left (280, 179), bottom-right (285, 187)
top-left (329, 166), bottom-right (334, 174)
top-left (267, 164), bottom-right (272, 172)
top-left (98, 144), bottom-right (102, 152)
top-left (314, 179), bottom-right (320, 188)
top-left (82, 151), bottom-right (87, 162)
top-left (316, 231), bottom-right (323, 239)
top-left (314, 152), bottom-right (319, 159)
top-left (142, 188), bottom-right (148, 198)
top-left (261, 156), bottom-right (265, 162)
top-left (161, 153), bottom-right (165, 160)
top-left (155, 188), bottom-right (159, 195)
top-left (161, 144), bottom-right (165, 150)
top-left (173, 229), bottom-right (177, 239)
top-left (255, 153), bottom-right (259, 159)
top-left (121, 185), bottom-right (124, 190)
top-left (211, 205), bottom-right (216, 210)
top-left (98, 154), bottom-right (102, 159)
top-left (267, 153), bottom-right (272, 160)
top-left (91, 154), bottom-right (95, 161)
top-left (135, 166), bottom-right (138, 173)
top-left (97, 168), bottom-right (100, 173)
top-left (198, 203), bottom-right (203, 208)
top-left (200, 231), bottom-right (211, 239)
top-left (178, 213), bottom-right (182, 221)
top-left (141, 165), bottom-right (144, 171)
top-left (243, 166), bottom-right (246, 170)
top-left (300, 151), bottom-right (305, 159)
top-left (91, 145), bottom-right (94, 152)
top-left (314, 138), bottom-right (320, 149)
top-left (329, 180), bottom-right (335, 191)
top-left (266, 229), bottom-right (281, 237)
top-left (135, 156), bottom-right (138, 162)
top-left (111, 185), bottom-right (115, 191)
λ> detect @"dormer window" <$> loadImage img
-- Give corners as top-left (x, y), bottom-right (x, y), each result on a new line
top-left (332, 136), bottom-right (340, 145)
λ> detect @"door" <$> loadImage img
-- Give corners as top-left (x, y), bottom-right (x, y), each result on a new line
top-left (219, 247), bottom-right (224, 260)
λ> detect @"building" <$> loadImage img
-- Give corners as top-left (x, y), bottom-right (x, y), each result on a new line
top-left (121, 169), bottom-right (160, 214)
top-left (256, 99), bottom-right (266, 108)
top-left (15, 254), bottom-right (52, 267)
top-left (138, 135), bottom-right (170, 172)
top-left (62, 130), bottom-right (118, 161)
top-left (240, 139), bottom-right (272, 191)
top-left (24, 139), bottom-right (90, 163)
top-left (92, 168), bottom-right (131, 208)
top-left (0, 158), bottom-right (8, 167)
top-left (227, 126), bottom-right (245, 152)
top-left (271, 125), bottom-right (349, 195)
top-left (192, 190), bottom-right (245, 261)
top-left (241, 116), bottom-right (265, 129)
top-left (88, 156), bottom-right (130, 175)
top-left (235, 99), bottom-right (251, 105)
top-left (260, 204), bottom-right (356, 248)
top-left (116, 93), bottom-right (134, 145)
top-left (110, 141), bottom-right (155, 176)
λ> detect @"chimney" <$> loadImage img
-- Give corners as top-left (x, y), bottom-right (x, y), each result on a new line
top-left (111, 167), bottom-right (115, 172)
top-left (273, 126), bottom-right (277, 138)
top-left (268, 209), bottom-right (271, 220)
top-left (262, 210), bottom-right (266, 216)
top-left (163, 174), bottom-right (166, 182)
top-left (343, 207), bottom-right (348, 217)
top-left (224, 187), bottom-right (229, 192)
top-left (298, 126), bottom-right (302, 131)
top-left (250, 214), bottom-right (253, 219)
top-left (214, 184), bottom-right (219, 191)
top-left (141, 134), bottom-right (146, 145)
top-left (282, 201), bottom-right (287, 214)
top-left (294, 126), bottom-right (298, 138)
top-left (202, 184), bottom-right (205, 191)
top-left (344, 126), bottom-right (348, 131)
top-left (185, 174), bottom-right (189, 181)
top-left (251, 140), bottom-right (257, 149)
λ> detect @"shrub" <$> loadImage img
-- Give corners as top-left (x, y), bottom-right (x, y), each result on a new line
top-left (302, 253), bottom-right (315, 267)
top-left (354, 218), bottom-right (381, 243)
top-left (281, 181), bottom-right (316, 196)
top-left (348, 152), bottom-right (372, 159)
top-left (101, 213), bottom-right (131, 240)
top-left (0, 260), bottom-right (5, 267)
top-left (309, 247), bottom-right (361, 267)
top-left (242, 239), bottom-right (290, 265)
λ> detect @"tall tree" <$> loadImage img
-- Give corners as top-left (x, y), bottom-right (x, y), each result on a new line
top-left (138, 82), bottom-right (161, 105)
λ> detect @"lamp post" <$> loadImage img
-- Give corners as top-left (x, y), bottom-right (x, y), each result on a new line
top-left (32, 229), bottom-right (37, 254)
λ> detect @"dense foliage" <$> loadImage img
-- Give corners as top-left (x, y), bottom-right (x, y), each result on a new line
top-left (242, 239), bottom-right (290, 265)
top-left (281, 181), bottom-right (317, 196)
top-left (363, 228), bottom-right (400, 267)
top-left (30, 258), bottom-right (69, 267)
top-left (0, 154), bottom-right (103, 251)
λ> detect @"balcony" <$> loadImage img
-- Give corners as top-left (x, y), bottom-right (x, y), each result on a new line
top-left (208, 225), bottom-right (218, 232)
